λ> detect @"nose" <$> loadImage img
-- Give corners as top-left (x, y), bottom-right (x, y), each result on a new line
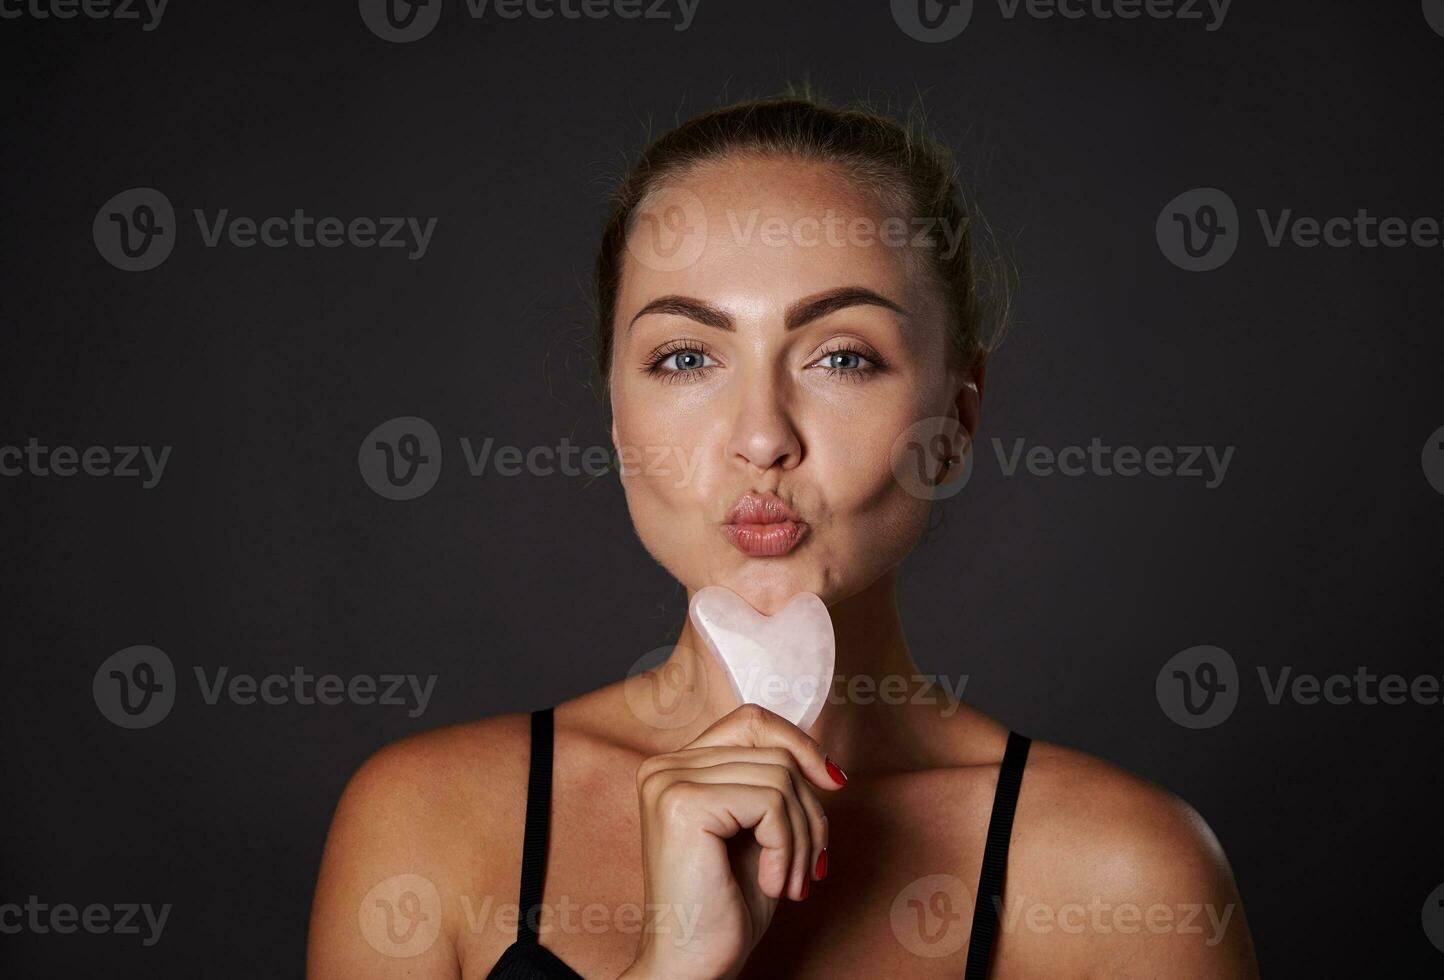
top-left (726, 375), bottom-right (803, 473)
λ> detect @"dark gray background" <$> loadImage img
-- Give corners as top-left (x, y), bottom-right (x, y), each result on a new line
top-left (3, 0), bottom-right (1442, 975)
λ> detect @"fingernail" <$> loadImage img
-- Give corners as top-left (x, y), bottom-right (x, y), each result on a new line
top-left (800, 876), bottom-right (810, 900)
top-left (825, 757), bottom-right (847, 785)
top-left (814, 848), bottom-right (828, 880)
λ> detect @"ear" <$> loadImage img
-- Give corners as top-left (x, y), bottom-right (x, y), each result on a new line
top-left (954, 351), bottom-right (987, 443)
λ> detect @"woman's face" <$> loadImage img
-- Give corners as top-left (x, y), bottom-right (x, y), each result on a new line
top-left (609, 154), bottom-right (980, 613)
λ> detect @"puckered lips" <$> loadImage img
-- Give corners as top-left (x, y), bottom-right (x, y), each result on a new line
top-left (722, 491), bottom-right (809, 557)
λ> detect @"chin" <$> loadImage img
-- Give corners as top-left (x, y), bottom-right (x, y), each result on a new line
top-left (701, 554), bottom-right (858, 615)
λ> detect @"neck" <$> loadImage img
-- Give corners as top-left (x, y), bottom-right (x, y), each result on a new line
top-left (647, 571), bottom-right (932, 773)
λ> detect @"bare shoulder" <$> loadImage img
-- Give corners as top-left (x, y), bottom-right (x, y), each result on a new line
top-left (996, 738), bottom-right (1259, 977)
top-left (306, 712), bottom-right (535, 979)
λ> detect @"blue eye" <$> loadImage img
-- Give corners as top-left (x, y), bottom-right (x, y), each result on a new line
top-left (645, 344), bottom-right (717, 381)
top-left (665, 350), bottom-right (710, 371)
top-left (822, 351), bottom-right (863, 370)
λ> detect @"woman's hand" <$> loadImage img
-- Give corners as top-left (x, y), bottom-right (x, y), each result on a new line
top-left (619, 703), bottom-right (846, 980)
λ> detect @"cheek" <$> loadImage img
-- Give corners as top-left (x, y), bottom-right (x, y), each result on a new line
top-left (611, 381), bottom-right (720, 519)
top-left (806, 400), bottom-right (933, 541)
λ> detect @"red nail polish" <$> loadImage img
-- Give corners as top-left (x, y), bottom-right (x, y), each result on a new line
top-left (825, 757), bottom-right (847, 785)
top-left (800, 876), bottom-right (810, 900)
top-left (815, 848), bottom-right (828, 880)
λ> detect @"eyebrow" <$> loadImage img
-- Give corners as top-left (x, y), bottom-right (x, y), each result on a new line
top-left (627, 286), bottom-right (909, 333)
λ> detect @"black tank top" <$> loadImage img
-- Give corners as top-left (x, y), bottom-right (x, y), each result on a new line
top-left (485, 707), bottom-right (1032, 979)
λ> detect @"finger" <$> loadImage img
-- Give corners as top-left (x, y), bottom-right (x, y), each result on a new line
top-left (687, 704), bottom-right (848, 793)
top-left (648, 746), bottom-right (829, 887)
top-left (655, 780), bottom-right (795, 899)
top-left (649, 760), bottom-right (814, 900)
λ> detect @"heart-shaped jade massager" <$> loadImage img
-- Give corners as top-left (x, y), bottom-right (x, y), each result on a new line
top-left (687, 586), bottom-right (836, 732)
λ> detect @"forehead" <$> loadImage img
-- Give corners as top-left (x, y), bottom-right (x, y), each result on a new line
top-left (615, 154), bottom-right (934, 322)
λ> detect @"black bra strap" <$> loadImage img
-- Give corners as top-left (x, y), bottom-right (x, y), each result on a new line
top-left (963, 730), bottom-right (1032, 979)
top-left (516, 707), bottom-right (555, 945)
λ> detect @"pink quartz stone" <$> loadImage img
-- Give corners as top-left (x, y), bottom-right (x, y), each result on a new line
top-left (688, 586), bottom-right (836, 733)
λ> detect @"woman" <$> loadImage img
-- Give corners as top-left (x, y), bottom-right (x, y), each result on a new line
top-left (307, 95), bottom-right (1259, 978)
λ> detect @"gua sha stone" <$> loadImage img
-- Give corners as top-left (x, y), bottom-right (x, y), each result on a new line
top-left (688, 586), bottom-right (836, 732)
